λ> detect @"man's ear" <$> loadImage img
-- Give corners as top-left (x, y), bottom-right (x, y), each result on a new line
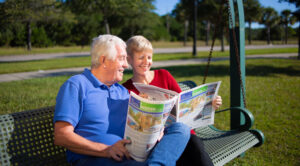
top-left (99, 55), bottom-right (106, 66)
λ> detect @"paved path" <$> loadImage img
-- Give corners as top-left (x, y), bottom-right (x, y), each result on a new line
top-left (0, 53), bottom-right (297, 83)
top-left (0, 44), bottom-right (297, 62)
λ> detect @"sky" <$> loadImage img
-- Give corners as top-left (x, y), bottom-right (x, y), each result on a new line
top-left (153, 0), bottom-right (299, 28)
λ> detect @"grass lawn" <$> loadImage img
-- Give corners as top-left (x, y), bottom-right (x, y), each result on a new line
top-left (0, 47), bottom-right (297, 74)
top-left (0, 58), bottom-right (299, 165)
top-left (0, 39), bottom-right (297, 56)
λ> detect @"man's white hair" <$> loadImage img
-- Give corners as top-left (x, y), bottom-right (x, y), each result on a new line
top-left (91, 34), bottom-right (126, 69)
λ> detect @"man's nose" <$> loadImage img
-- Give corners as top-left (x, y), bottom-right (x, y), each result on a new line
top-left (123, 59), bottom-right (129, 68)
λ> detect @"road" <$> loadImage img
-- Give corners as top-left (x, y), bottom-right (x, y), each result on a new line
top-left (0, 44), bottom-right (297, 62)
top-left (0, 52), bottom-right (297, 83)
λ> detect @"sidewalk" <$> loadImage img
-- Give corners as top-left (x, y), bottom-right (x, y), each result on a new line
top-left (0, 44), bottom-right (297, 62)
top-left (0, 53), bottom-right (297, 83)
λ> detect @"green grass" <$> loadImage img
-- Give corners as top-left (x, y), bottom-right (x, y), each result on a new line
top-left (0, 47), bottom-right (297, 74)
top-left (0, 46), bottom-right (90, 56)
top-left (0, 40), bottom-right (297, 56)
top-left (0, 58), bottom-right (299, 165)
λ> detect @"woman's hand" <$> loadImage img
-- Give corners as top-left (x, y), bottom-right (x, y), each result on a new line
top-left (107, 139), bottom-right (131, 161)
top-left (212, 95), bottom-right (222, 110)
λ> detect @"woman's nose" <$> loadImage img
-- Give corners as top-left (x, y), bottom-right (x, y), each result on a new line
top-left (143, 57), bottom-right (149, 63)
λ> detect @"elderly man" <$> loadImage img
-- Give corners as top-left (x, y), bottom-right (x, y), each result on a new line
top-left (53, 34), bottom-right (190, 166)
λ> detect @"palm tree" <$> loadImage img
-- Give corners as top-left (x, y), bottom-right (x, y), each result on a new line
top-left (244, 0), bottom-right (262, 45)
top-left (260, 7), bottom-right (280, 45)
top-left (280, 9), bottom-right (297, 44)
top-left (278, 0), bottom-right (300, 7)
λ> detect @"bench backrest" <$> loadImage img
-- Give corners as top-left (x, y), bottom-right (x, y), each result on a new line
top-left (0, 106), bottom-right (68, 166)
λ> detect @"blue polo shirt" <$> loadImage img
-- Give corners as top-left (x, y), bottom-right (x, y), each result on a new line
top-left (54, 68), bottom-right (129, 163)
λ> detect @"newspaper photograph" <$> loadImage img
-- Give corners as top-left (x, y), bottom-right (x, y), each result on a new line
top-left (124, 90), bottom-right (178, 162)
top-left (175, 81), bottom-right (221, 129)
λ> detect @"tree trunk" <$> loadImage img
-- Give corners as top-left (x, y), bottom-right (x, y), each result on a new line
top-left (221, 27), bottom-right (224, 52)
top-left (104, 18), bottom-right (110, 34)
top-left (285, 23), bottom-right (288, 44)
top-left (166, 14), bottom-right (170, 34)
top-left (298, 21), bottom-right (300, 60)
top-left (27, 21), bottom-right (32, 51)
top-left (205, 21), bottom-right (210, 46)
top-left (183, 20), bottom-right (188, 47)
top-left (248, 21), bottom-right (252, 45)
top-left (192, 0), bottom-right (197, 57)
top-left (267, 26), bottom-right (271, 45)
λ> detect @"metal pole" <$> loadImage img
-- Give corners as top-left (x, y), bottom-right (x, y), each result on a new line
top-left (193, 0), bottom-right (198, 56)
top-left (229, 0), bottom-right (246, 130)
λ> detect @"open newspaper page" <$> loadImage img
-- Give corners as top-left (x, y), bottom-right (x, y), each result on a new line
top-left (124, 85), bottom-right (178, 162)
top-left (175, 81), bottom-right (221, 129)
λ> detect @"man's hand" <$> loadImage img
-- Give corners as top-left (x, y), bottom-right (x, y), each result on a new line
top-left (107, 139), bottom-right (131, 161)
top-left (212, 95), bottom-right (222, 110)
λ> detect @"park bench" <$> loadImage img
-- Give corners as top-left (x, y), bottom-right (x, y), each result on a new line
top-left (0, 80), bottom-right (264, 166)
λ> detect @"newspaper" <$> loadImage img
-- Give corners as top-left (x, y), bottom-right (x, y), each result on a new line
top-left (124, 81), bottom-right (221, 161)
top-left (166, 81), bottom-right (221, 129)
top-left (124, 88), bottom-right (178, 161)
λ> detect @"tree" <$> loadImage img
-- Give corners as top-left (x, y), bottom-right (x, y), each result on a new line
top-left (244, 0), bottom-right (262, 45)
top-left (280, 9), bottom-right (297, 44)
top-left (172, 2), bottom-right (191, 46)
top-left (120, 0), bottom-right (156, 39)
top-left (260, 7), bottom-right (280, 45)
top-left (198, 0), bottom-right (219, 46)
top-left (278, 0), bottom-right (300, 7)
top-left (2, 0), bottom-right (65, 50)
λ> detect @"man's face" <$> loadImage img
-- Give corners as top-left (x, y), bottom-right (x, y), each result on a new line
top-left (105, 45), bottom-right (128, 84)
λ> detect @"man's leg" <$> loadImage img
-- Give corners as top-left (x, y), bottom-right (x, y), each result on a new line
top-left (147, 122), bottom-right (190, 166)
top-left (74, 157), bottom-right (147, 166)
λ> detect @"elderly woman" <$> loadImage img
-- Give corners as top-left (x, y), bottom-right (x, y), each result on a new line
top-left (123, 35), bottom-right (221, 166)
top-left (123, 35), bottom-right (222, 111)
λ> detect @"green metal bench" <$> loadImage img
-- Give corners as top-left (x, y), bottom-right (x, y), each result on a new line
top-left (0, 106), bottom-right (67, 166)
top-left (178, 81), bottom-right (264, 166)
top-left (0, 80), bottom-right (264, 166)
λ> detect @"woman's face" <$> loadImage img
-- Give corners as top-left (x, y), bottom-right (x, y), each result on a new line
top-left (129, 50), bottom-right (153, 77)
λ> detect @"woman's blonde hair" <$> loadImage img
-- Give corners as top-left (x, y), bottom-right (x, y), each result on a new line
top-left (126, 35), bottom-right (153, 57)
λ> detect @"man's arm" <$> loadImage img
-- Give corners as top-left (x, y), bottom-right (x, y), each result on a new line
top-left (54, 121), bottom-right (131, 161)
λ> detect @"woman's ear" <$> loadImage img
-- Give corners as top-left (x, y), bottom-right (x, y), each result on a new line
top-left (127, 55), bottom-right (133, 65)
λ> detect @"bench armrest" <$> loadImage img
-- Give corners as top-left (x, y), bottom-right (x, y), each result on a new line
top-left (215, 106), bottom-right (254, 131)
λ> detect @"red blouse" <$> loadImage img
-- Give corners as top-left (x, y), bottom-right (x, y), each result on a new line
top-left (122, 69), bottom-right (196, 135)
top-left (122, 69), bottom-right (182, 94)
